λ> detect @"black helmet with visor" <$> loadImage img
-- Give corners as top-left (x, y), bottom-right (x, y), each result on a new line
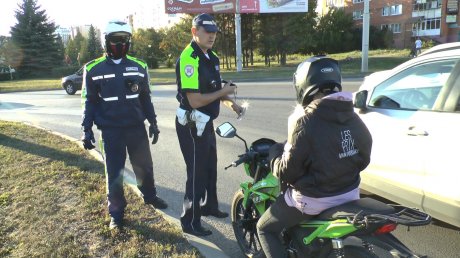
top-left (293, 56), bottom-right (342, 106)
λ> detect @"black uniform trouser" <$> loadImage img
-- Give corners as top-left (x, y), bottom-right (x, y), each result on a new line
top-left (101, 124), bottom-right (156, 220)
top-left (176, 118), bottom-right (219, 229)
top-left (256, 195), bottom-right (313, 258)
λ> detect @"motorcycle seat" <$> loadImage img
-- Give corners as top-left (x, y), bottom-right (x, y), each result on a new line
top-left (316, 197), bottom-right (395, 220)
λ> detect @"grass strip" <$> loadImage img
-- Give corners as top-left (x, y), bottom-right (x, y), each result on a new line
top-left (0, 120), bottom-right (201, 257)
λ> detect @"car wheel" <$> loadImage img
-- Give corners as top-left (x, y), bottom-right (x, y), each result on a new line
top-left (64, 82), bottom-right (77, 95)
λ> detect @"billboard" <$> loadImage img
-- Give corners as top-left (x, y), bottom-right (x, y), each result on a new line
top-left (165, 0), bottom-right (236, 13)
top-left (165, 0), bottom-right (308, 14)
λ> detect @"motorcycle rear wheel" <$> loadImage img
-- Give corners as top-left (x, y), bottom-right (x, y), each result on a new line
top-left (231, 190), bottom-right (265, 258)
top-left (322, 245), bottom-right (379, 258)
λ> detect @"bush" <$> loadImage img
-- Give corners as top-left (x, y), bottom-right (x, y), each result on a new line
top-left (51, 65), bottom-right (81, 77)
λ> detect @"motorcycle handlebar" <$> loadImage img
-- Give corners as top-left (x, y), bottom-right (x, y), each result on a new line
top-left (225, 151), bottom-right (257, 170)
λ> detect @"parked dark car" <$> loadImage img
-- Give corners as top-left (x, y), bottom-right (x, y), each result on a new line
top-left (0, 65), bottom-right (16, 81)
top-left (61, 66), bottom-right (83, 95)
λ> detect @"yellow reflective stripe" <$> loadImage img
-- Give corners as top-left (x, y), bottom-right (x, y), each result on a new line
top-left (86, 56), bottom-right (106, 71)
top-left (126, 55), bottom-right (147, 69)
top-left (180, 45), bottom-right (199, 90)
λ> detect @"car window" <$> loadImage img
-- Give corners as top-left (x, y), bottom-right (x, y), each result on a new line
top-left (369, 59), bottom-right (459, 111)
top-left (76, 66), bottom-right (84, 76)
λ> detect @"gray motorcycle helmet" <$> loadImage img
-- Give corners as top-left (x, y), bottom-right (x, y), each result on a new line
top-left (293, 56), bottom-right (342, 106)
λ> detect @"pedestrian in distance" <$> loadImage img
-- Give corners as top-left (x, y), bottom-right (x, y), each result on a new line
top-left (256, 56), bottom-right (373, 258)
top-left (415, 37), bottom-right (422, 56)
top-left (81, 19), bottom-right (167, 230)
top-left (175, 13), bottom-right (243, 236)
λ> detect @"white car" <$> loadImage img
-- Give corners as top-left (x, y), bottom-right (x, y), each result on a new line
top-left (354, 42), bottom-right (460, 228)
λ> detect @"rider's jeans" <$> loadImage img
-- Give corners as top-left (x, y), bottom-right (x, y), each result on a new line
top-left (257, 195), bottom-right (313, 258)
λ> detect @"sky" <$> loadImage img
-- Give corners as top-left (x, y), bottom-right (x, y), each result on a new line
top-left (0, 0), bottom-right (167, 36)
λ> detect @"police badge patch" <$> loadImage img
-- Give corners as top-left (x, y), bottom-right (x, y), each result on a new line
top-left (131, 83), bottom-right (139, 92)
top-left (184, 65), bottom-right (194, 78)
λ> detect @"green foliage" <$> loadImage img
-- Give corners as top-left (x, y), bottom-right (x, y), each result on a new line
top-left (10, 0), bottom-right (63, 78)
top-left (65, 30), bottom-right (85, 66)
top-left (314, 8), bottom-right (356, 54)
top-left (131, 28), bottom-right (164, 69)
top-left (369, 26), bottom-right (394, 49)
top-left (81, 25), bottom-right (103, 63)
top-left (51, 65), bottom-right (81, 77)
top-left (159, 15), bottom-right (193, 66)
top-left (0, 36), bottom-right (21, 69)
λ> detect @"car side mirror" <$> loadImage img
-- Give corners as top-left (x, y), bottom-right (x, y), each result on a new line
top-left (216, 122), bottom-right (236, 138)
top-left (354, 90), bottom-right (368, 109)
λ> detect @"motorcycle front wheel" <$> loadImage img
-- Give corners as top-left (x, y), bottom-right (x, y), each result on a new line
top-left (231, 190), bottom-right (265, 258)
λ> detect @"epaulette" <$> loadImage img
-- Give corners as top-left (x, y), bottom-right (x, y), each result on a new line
top-left (127, 55), bottom-right (147, 69)
top-left (85, 56), bottom-right (106, 71)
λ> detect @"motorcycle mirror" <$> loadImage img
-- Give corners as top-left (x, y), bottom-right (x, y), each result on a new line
top-left (216, 122), bottom-right (236, 138)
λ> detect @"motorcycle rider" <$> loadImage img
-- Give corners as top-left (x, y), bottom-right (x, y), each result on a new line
top-left (256, 56), bottom-right (373, 258)
top-left (81, 19), bottom-right (167, 230)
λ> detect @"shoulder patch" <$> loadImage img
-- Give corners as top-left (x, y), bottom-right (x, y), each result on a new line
top-left (184, 65), bottom-right (194, 78)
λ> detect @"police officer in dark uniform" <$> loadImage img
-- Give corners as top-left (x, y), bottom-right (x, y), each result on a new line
top-left (175, 13), bottom-right (243, 236)
top-left (81, 19), bottom-right (167, 230)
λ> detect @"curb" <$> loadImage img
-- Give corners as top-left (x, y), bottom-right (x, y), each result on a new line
top-left (26, 122), bottom-right (229, 258)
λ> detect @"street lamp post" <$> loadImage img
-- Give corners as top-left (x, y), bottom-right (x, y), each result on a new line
top-left (361, 0), bottom-right (370, 73)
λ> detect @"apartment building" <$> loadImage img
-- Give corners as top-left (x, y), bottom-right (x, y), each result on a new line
top-left (343, 0), bottom-right (460, 49)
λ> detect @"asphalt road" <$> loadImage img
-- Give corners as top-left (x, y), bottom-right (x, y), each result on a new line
top-left (1, 80), bottom-right (459, 258)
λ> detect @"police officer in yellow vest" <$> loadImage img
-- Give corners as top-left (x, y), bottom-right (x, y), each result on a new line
top-left (175, 13), bottom-right (243, 236)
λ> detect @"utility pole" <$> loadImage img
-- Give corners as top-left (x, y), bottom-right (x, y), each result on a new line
top-left (361, 0), bottom-right (370, 73)
top-left (235, 0), bottom-right (243, 72)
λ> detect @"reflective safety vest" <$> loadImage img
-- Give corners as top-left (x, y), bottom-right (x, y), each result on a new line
top-left (175, 40), bottom-right (222, 120)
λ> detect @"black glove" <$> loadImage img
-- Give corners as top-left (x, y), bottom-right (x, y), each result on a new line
top-left (81, 128), bottom-right (95, 150)
top-left (149, 124), bottom-right (160, 144)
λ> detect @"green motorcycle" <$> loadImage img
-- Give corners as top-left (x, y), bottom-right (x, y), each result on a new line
top-left (216, 122), bottom-right (432, 258)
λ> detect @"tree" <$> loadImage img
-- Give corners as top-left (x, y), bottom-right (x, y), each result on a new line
top-left (65, 30), bottom-right (85, 66)
top-left (10, 0), bottom-right (63, 77)
top-left (82, 25), bottom-right (103, 63)
top-left (255, 14), bottom-right (278, 66)
top-left (159, 15), bottom-right (193, 67)
top-left (315, 8), bottom-right (356, 54)
top-left (131, 28), bottom-right (164, 69)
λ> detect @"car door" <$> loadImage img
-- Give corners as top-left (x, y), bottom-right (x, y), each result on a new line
top-left (359, 58), bottom-right (458, 210)
top-left (417, 63), bottom-right (460, 227)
